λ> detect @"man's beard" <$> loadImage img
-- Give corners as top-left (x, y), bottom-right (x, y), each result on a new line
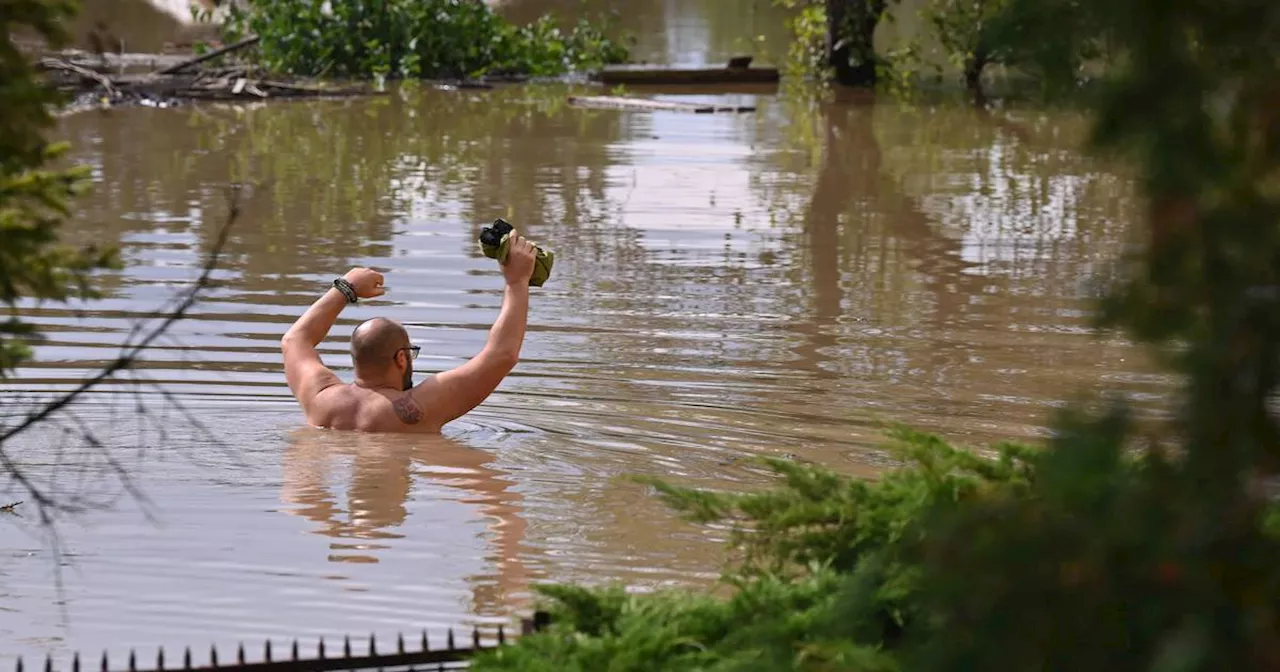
top-left (402, 365), bottom-right (414, 391)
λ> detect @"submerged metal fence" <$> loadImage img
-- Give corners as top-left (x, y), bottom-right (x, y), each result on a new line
top-left (14, 613), bottom-right (552, 672)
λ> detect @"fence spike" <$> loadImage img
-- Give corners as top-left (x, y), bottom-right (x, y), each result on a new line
top-left (236, 643), bottom-right (244, 665)
top-left (100, 651), bottom-right (108, 672)
top-left (14, 656), bottom-right (21, 672)
top-left (343, 636), bottom-right (351, 659)
top-left (318, 638), bottom-right (325, 660)
top-left (498, 624), bottom-right (505, 645)
top-left (73, 652), bottom-right (81, 672)
top-left (397, 633), bottom-right (405, 655)
top-left (43, 656), bottom-right (51, 672)
top-left (291, 640), bottom-right (298, 662)
top-left (183, 647), bottom-right (191, 670)
top-left (473, 627), bottom-right (481, 649)
top-left (264, 640), bottom-right (271, 663)
top-left (157, 646), bottom-right (165, 671)
top-left (447, 629), bottom-right (455, 651)
top-left (210, 644), bottom-right (218, 668)
top-left (421, 630), bottom-right (428, 652)
top-left (369, 633), bottom-right (376, 656)
top-left (129, 649), bottom-right (136, 672)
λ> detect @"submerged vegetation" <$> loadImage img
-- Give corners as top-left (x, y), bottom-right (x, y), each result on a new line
top-left (213, 0), bottom-right (631, 80)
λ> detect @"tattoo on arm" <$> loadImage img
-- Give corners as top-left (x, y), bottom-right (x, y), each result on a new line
top-left (392, 395), bottom-right (423, 425)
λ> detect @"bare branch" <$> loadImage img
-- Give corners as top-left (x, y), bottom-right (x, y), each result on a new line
top-left (0, 187), bottom-right (243, 519)
top-left (0, 194), bottom-right (238, 445)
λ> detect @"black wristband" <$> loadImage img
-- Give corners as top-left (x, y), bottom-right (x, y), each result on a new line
top-left (333, 278), bottom-right (358, 304)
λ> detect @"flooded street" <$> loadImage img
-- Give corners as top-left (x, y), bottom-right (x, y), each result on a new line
top-left (0, 1), bottom-right (1169, 664)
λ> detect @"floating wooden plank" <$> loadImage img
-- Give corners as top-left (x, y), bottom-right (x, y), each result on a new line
top-left (590, 64), bottom-right (780, 86)
top-left (605, 82), bottom-right (781, 96)
top-left (567, 95), bottom-right (755, 114)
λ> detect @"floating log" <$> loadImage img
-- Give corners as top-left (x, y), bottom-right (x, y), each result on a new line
top-left (590, 64), bottom-right (780, 86)
top-left (567, 95), bottom-right (755, 114)
top-left (45, 50), bottom-right (191, 74)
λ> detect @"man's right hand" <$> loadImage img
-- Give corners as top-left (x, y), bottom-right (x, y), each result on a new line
top-left (502, 234), bottom-right (537, 286)
top-left (343, 267), bottom-right (386, 299)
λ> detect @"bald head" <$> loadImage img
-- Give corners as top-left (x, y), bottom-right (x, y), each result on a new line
top-left (350, 317), bottom-right (409, 374)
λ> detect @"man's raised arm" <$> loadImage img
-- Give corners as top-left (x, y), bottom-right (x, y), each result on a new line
top-left (416, 234), bottom-right (537, 427)
top-left (282, 268), bottom-right (385, 413)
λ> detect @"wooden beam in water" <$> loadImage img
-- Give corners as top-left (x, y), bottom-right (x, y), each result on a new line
top-left (567, 95), bottom-right (755, 114)
top-left (590, 65), bottom-right (780, 86)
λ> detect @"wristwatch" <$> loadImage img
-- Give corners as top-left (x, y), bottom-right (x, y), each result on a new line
top-left (333, 277), bottom-right (358, 304)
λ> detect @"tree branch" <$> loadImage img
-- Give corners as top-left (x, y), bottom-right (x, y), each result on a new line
top-left (0, 188), bottom-right (243, 517)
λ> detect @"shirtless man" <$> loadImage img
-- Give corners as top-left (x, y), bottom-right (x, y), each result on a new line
top-left (280, 233), bottom-right (538, 433)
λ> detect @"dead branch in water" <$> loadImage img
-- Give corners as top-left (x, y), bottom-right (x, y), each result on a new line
top-left (39, 57), bottom-right (118, 96)
top-left (38, 43), bottom-right (383, 111)
top-left (153, 34), bottom-right (261, 75)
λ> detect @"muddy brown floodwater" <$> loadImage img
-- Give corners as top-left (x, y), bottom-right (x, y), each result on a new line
top-left (0, 0), bottom-right (1174, 665)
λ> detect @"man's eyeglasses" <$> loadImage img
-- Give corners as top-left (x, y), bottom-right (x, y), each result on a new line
top-left (397, 345), bottom-right (420, 361)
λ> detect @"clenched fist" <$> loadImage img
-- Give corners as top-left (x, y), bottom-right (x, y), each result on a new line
top-left (342, 267), bottom-right (386, 299)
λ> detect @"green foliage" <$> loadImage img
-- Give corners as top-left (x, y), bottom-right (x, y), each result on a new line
top-left (773, 0), bottom-right (831, 80)
top-left (645, 428), bottom-right (1034, 581)
top-left (981, 0), bottom-right (1107, 94)
top-left (0, 0), bottom-right (118, 378)
top-left (476, 577), bottom-right (897, 672)
top-left (921, 0), bottom-right (1009, 87)
top-left (904, 407), bottom-right (1280, 670)
top-left (904, 0), bottom-right (1112, 100)
top-left (474, 429), bottom-right (1039, 670)
top-left (220, 0), bottom-right (630, 80)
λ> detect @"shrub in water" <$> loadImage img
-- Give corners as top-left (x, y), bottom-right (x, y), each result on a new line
top-left (220, 0), bottom-right (630, 79)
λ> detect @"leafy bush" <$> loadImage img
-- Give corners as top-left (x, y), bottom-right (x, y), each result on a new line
top-left (476, 576), bottom-right (898, 672)
top-left (917, 0), bottom-right (1110, 99)
top-left (904, 408), bottom-right (1280, 670)
top-left (772, 0), bottom-right (831, 81)
top-left (219, 0), bottom-right (630, 79)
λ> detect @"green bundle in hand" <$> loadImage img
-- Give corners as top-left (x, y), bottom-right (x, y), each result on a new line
top-left (478, 218), bottom-right (555, 287)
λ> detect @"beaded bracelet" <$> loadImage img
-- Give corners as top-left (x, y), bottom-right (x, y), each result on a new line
top-left (333, 277), bottom-right (358, 304)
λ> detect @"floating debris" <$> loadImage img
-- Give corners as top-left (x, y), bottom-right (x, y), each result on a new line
top-left (38, 35), bottom-right (384, 113)
top-left (567, 95), bottom-right (755, 114)
top-left (590, 59), bottom-right (780, 86)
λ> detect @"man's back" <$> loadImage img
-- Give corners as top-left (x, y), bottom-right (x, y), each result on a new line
top-left (305, 384), bottom-right (434, 433)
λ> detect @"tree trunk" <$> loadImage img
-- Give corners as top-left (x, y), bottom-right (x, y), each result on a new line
top-left (827, 0), bottom-right (886, 88)
top-left (964, 52), bottom-right (988, 106)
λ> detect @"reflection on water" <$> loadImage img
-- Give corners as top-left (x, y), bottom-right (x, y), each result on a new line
top-left (280, 430), bottom-right (531, 615)
top-left (0, 23), bottom-right (1168, 665)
